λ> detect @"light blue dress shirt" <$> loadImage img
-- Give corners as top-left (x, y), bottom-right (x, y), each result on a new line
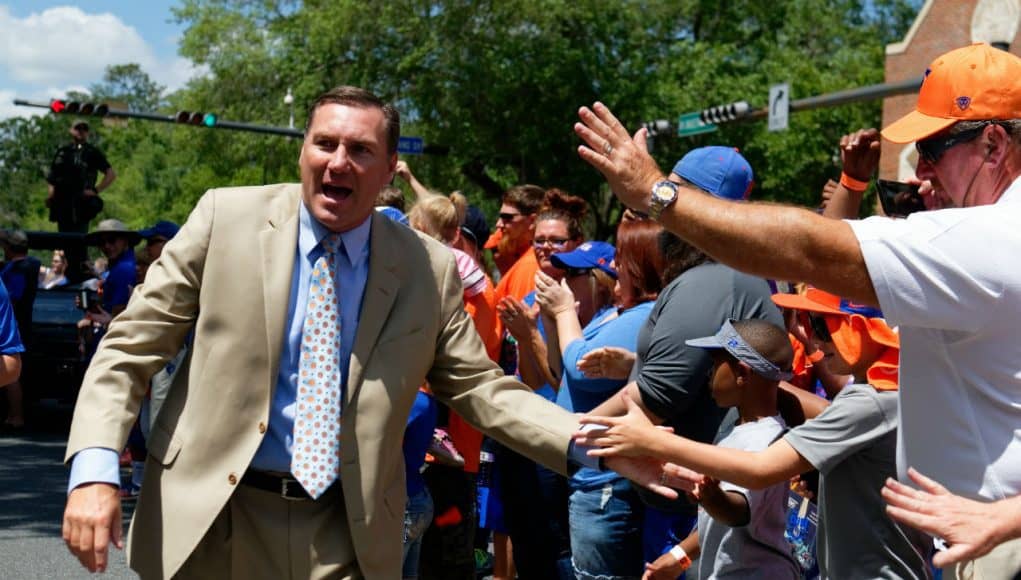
top-left (69, 204), bottom-right (371, 490)
top-left (249, 204), bottom-right (369, 472)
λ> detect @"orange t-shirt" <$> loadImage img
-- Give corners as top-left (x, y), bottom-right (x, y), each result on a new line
top-left (494, 250), bottom-right (539, 303)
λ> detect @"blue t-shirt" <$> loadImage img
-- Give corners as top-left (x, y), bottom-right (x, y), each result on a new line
top-left (522, 291), bottom-right (556, 401)
top-left (0, 280), bottom-right (24, 355)
top-left (404, 390), bottom-right (437, 496)
top-left (103, 249), bottom-right (136, 312)
top-left (557, 301), bottom-right (653, 487)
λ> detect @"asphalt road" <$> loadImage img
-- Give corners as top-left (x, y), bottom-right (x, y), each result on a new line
top-left (0, 414), bottom-right (137, 579)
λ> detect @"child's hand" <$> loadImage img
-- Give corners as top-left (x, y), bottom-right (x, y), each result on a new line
top-left (643, 551), bottom-right (688, 580)
top-left (574, 392), bottom-right (659, 457)
top-left (692, 477), bottom-right (722, 503)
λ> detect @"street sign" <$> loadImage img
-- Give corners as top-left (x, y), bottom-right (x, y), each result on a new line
top-left (769, 83), bottom-right (790, 132)
top-left (677, 112), bottom-right (717, 137)
top-left (398, 136), bottom-right (424, 155)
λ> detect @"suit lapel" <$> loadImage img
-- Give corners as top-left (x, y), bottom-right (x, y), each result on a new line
top-left (346, 213), bottom-right (402, 404)
top-left (260, 185), bottom-right (301, 384)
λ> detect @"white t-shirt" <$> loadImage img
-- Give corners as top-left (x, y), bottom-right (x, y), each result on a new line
top-left (848, 178), bottom-right (1021, 501)
top-left (695, 415), bottom-right (799, 579)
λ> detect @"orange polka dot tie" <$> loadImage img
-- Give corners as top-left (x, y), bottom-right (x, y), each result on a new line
top-left (291, 233), bottom-right (343, 498)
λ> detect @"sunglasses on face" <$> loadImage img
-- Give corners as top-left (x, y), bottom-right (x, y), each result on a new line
top-left (563, 267), bottom-right (592, 278)
top-left (808, 313), bottom-right (833, 343)
top-left (498, 212), bottom-right (522, 222)
top-left (532, 237), bottom-right (571, 249)
top-left (915, 124), bottom-right (988, 165)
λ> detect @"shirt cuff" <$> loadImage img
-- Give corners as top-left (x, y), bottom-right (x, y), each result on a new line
top-left (68, 447), bottom-right (121, 494)
top-left (568, 423), bottom-right (603, 470)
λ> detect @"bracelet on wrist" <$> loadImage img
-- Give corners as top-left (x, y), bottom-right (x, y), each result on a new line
top-left (839, 172), bottom-right (870, 192)
top-left (668, 545), bottom-right (693, 571)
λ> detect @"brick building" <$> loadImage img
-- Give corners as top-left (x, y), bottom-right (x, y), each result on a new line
top-left (882, 0), bottom-right (1021, 179)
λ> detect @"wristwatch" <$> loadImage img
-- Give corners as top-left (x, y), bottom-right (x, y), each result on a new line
top-left (648, 179), bottom-right (679, 220)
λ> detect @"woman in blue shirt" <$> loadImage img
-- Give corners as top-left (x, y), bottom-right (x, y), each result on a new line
top-left (535, 219), bottom-right (666, 580)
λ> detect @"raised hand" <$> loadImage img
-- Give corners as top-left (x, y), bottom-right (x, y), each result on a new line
top-left (575, 102), bottom-right (665, 212)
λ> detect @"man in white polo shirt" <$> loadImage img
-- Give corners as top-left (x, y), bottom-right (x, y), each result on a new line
top-left (573, 42), bottom-right (1021, 578)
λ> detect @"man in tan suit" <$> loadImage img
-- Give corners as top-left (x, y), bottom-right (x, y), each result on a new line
top-left (62, 87), bottom-right (670, 579)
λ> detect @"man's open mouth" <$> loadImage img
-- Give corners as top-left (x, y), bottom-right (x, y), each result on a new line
top-left (322, 184), bottom-right (353, 198)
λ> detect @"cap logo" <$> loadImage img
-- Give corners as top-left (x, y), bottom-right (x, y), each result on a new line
top-left (726, 338), bottom-right (740, 348)
top-left (956, 96), bottom-right (972, 111)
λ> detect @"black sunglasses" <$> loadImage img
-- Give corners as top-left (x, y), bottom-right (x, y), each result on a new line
top-left (563, 267), bottom-right (592, 278)
top-left (498, 212), bottom-right (522, 222)
top-left (915, 124), bottom-right (988, 165)
top-left (808, 313), bottom-right (832, 343)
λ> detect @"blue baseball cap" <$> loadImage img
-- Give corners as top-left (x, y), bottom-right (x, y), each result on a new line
top-left (672, 146), bottom-right (754, 201)
top-left (375, 205), bottom-right (410, 226)
top-left (138, 220), bottom-right (180, 241)
top-left (550, 241), bottom-right (617, 279)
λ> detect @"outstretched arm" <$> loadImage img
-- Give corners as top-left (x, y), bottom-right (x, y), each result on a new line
top-left (577, 394), bottom-right (812, 490)
top-left (574, 103), bottom-right (877, 307)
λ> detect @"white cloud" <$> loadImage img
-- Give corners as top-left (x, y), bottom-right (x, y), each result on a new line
top-left (0, 6), bottom-right (159, 86)
top-left (0, 4), bottom-right (202, 115)
top-left (157, 57), bottom-right (208, 93)
top-left (0, 89), bottom-right (36, 119)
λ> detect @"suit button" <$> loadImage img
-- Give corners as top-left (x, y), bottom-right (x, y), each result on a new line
top-left (258, 422), bottom-right (267, 434)
top-left (228, 473), bottom-right (238, 485)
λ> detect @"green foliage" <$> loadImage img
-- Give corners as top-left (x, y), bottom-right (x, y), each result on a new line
top-left (2, 0), bottom-right (922, 239)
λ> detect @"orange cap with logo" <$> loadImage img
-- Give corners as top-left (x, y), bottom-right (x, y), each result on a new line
top-left (882, 43), bottom-right (1021, 144)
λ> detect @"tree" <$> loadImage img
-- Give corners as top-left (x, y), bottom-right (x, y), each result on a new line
top-left (90, 63), bottom-right (166, 112)
top-left (171, 0), bottom-right (920, 237)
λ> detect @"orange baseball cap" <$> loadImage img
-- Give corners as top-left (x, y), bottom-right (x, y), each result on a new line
top-left (772, 288), bottom-right (898, 350)
top-left (882, 43), bottom-right (1021, 144)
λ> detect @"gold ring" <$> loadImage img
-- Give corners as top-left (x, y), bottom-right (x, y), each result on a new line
top-left (602, 142), bottom-right (613, 156)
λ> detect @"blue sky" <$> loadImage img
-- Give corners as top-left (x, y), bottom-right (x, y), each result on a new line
top-left (0, 1), bottom-right (196, 119)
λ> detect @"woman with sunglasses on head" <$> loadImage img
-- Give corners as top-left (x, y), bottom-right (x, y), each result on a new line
top-left (535, 219), bottom-right (665, 580)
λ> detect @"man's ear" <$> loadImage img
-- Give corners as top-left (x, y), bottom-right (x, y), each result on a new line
top-left (985, 124), bottom-right (1011, 165)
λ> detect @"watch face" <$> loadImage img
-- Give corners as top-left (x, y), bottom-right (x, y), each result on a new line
top-left (653, 183), bottom-right (677, 202)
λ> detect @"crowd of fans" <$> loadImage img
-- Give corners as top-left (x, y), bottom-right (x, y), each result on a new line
top-left (374, 133), bottom-right (935, 579)
top-left (3, 42), bottom-right (1021, 580)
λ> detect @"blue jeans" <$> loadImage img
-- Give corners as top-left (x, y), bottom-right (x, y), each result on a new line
top-left (403, 489), bottom-right (434, 580)
top-left (569, 476), bottom-right (645, 580)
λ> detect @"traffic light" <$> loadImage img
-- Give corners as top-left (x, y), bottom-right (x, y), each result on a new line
top-left (699, 101), bottom-right (751, 125)
top-left (641, 119), bottom-right (671, 137)
top-left (175, 111), bottom-right (218, 127)
top-left (49, 99), bottom-right (109, 117)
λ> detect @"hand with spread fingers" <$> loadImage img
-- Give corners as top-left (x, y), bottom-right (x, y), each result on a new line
top-left (602, 455), bottom-right (681, 501)
top-left (574, 102), bottom-right (665, 212)
top-left (575, 391), bottom-right (668, 458)
top-left (882, 467), bottom-right (1021, 568)
top-left (577, 346), bottom-right (636, 380)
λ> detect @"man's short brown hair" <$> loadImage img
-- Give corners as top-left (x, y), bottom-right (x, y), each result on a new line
top-left (306, 86), bottom-right (401, 154)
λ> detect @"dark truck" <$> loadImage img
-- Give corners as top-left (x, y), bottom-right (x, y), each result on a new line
top-left (20, 231), bottom-right (91, 407)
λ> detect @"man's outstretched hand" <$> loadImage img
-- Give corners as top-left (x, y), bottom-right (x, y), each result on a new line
top-left (63, 483), bottom-right (123, 573)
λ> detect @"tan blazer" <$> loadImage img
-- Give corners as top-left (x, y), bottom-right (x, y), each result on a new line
top-left (66, 184), bottom-right (580, 579)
